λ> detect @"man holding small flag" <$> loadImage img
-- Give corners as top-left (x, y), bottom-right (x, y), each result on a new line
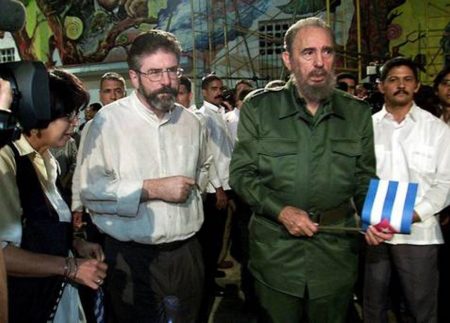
top-left (364, 57), bottom-right (450, 323)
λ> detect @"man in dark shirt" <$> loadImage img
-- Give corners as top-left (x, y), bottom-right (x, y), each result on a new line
top-left (230, 17), bottom-right (376, 322)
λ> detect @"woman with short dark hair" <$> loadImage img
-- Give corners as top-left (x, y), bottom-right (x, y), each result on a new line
top-left (0, 69), bottom-right (107, 323)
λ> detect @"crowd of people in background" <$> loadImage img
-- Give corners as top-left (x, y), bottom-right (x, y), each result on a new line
top-left (0, 16), bottom-right (449, 323)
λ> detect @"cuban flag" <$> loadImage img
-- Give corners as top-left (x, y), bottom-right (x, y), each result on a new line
top-left (362, 179), bottom-right (418, 234)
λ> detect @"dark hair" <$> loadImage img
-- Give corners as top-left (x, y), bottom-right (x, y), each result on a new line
top-left (22, 69), bottom-right (89, 134)
top-left (336, 82), bottom-right (349, 91)
top-left (127, 30), bottom-right (182, 72)
top-left (337, 72), bottom-right (357, 83)
top-left (201, 74), bottom-right (222, 90)
top-left (89, 102), bottom-right (102, 112)
top-left (179, 76), bottom-right (192, 93)
top-left (379, 57), bottom-right (418, 82)
top-left (100, 72), bottom-right (126, 89)
top-left (284, 17), bottom-right (335, 54)
top-left (414, 85), bottom-right (440, 117)
top-left (235, 79), bottom-right (253, 91)
top-left (433, 66), bottom-right (450, 92)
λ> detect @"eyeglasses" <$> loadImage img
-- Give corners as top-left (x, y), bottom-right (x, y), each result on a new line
top-left (135, 67), bottom-right (183, 81)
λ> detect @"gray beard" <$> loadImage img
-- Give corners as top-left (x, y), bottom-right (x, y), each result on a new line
top-left (139, 86), bottom-right (177, 112)
top-left (148, 93), bottom-right (176, 112)
top-left (293, 72), bottom-right (336, 103)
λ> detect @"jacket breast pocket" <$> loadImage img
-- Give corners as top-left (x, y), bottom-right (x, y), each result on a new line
top-left (330, 139), bottom-right (362, 182)
top-left (257, 139), bottom-right (298, 193)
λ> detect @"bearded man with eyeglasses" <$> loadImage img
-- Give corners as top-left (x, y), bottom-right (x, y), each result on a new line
top-left (78, 30), bottom-right (210, 323)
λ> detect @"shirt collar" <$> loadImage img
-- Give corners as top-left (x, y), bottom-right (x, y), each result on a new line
top-left (14, 135), bottom-right (37, 157)
top-left (202, 100), bottom-right (222, 113)
top-left (375, 102), bottom-right (419, 123)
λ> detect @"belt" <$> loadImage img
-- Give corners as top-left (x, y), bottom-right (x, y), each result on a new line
top-left (106, 235), bottom-right (194, 252)
top-left (308, 202), bottom-right (354, 226)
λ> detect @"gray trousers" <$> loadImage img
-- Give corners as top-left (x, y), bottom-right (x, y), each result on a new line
top-left (363, 243), bottom-right (439, 323)
top-left (104, 236), bottom-right (204, 323)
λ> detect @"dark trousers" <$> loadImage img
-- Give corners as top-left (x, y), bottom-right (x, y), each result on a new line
top-left (197, 193), bottom-right (228, 322)
top-left (104, 236), bottom-right (204, 323)
top-left (229, 195), bottom-right (256, 308)
top-left (254, 279), bottom-right (352, 323)
top-left (439, 207), bottom-right (450, 323)
top-left (364, 243), bottom-right (439, 323)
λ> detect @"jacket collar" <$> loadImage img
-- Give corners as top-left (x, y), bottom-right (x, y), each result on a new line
top-left (279, 79), bottom-right (345, 120)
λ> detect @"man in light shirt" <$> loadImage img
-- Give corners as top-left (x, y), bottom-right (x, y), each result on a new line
top-left (364, 57), bottom-right (450, 323)
top-left (224, 87), bottom-right (253, 145)
top-left (79, 30), bottom-right (210, 322)
top-left (196, 73), bottom-right (234, 319)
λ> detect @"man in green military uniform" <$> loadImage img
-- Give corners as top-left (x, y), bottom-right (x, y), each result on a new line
top-left (229, 17), bottom-right (376, 322)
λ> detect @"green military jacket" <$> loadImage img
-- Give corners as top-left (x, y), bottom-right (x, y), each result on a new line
top-left (229, 80), bottom-right (376, 299)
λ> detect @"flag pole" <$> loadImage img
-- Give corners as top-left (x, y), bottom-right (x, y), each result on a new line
top-left (318, 226), bottom-right (362, 233)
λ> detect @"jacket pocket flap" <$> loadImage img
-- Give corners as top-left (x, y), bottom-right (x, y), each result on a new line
top-left (258, 139), bottom-right (298, 156)
top-left (331, 139), bottom-right (361, 157)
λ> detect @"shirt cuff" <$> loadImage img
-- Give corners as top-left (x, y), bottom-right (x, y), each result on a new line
top-left (415, 200), bottom-right (435, 222)
top-left (116, 179), bottom-right (143, 217)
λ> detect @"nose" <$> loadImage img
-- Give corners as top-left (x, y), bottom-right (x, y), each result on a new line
top-left (313, 53), bottom-right (324, 67)
top-left (160, 71), bottom-right (172, 86)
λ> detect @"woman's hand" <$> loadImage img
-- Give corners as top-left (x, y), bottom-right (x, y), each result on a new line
top-left (73, 258), bottom-right (107, 290)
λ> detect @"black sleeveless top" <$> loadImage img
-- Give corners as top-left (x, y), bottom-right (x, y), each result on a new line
top-left (7, 143), bottom-right (72, 323)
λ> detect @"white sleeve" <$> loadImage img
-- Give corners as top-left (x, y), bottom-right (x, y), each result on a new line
top-left (79, 117), bottom-right (142, 217)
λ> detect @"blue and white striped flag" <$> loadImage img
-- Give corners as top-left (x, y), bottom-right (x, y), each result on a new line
top-left (362, 179), bottom-right (418, 234)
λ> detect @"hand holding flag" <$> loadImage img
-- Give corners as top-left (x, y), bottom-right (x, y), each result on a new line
top-left (362, 179), bottom-right (418, 234)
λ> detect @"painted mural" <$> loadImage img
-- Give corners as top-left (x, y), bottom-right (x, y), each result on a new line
top-left (1, 0), bottom-right (448, 82)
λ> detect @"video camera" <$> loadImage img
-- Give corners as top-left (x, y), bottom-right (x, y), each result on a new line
top-left (0, 61), bottom-right (51, 148)
top-left (0, 0), bottom-right (52, 148)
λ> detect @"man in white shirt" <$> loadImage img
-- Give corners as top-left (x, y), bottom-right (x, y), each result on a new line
top-left (196, 74), bottom-right (234, 319)
top-left (71, 71), bottom-right (127, 322)
top-left (79, 30), bottom-right (210, 323)
top-left (224, 87), bottom-right (253, 145)
top-left (364, 57), bottom-right (450, 323)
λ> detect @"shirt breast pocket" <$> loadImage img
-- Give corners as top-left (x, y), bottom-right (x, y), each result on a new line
top-left (257, 139), bottom-right (298, 192)
top-left (409, 145), bottom-right (435, 173)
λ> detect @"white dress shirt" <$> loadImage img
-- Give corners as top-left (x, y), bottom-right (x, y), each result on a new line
top-left (197, 101), bottom-right (234, 193)
top-left (372, 103), bottom-right (450, 245)
top-left (224, 107), bottom-right (240, 146)
top-left (79, 91), bottom-right (210, 244)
